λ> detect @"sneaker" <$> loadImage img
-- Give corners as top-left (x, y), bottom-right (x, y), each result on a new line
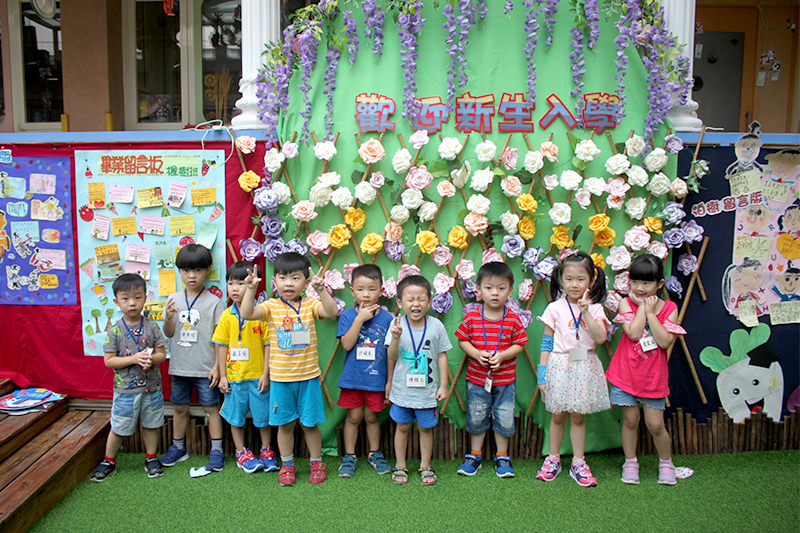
top-left (310, 460), bottom-right (327, 484)
top-left (91, 461), bottom-right (116, 483)
top-left (457, 454), bottom-right (482, 476)
top-left (569, 459), bottom-right (598, 487)
top-left (658, 459), bottom-right (677, 485)
top-left (338, 454), bottom-right (357, 478)
top-left (368, 451), bottom-right (392, 475)
top-left (236, 448), bottom-right (264, 474)
top-left (159, 445), bottom-right (189, 467)
top-left (260, 447), bottom-right (279, 472)
top-left (494, 455), bottom-right (516, 478)
top-left (144, 457), bottom-right (163, 478)
top-left (205, 449), bottom-right (225, 472)
top-left (279, 464), bottom-right (296, 486)
top-left (621, 458), bottom-right (640, 485)
top-left (536, 455), bottom-right (562, 482)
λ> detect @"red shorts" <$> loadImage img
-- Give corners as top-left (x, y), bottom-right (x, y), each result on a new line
top-left (337, 388), bottom-right (386, 413)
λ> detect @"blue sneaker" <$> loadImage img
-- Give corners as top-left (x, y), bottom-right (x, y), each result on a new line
top-left (457, 454), bottom-right (482, 476)
top-left (235, 448), bottom-right (262, 474)
top-left (494, 455), bottom-right (515, 478)
top-left (260, 447), bottom-right (279, 472)
top-left (368, 451), bottom-right (392, 475)
top-left (206, 449), bottom-right (226, 472)
top-left (159, 445), bottom-right (188, 467)
top-left (338, 454), bottom-right (357, 478)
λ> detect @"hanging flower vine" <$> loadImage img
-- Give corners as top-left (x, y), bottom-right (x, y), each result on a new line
top-left (523, 0), bottom-right (540, 105)
top-left (396, 0), bottom-right (426, 119)
top-left (363, 0), bottom-right (386, 55)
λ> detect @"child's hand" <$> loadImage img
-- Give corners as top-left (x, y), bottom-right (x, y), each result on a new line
top-left (164, 298), bottom-right (178, 321)
top-left (208, 367), bottom-right (220, 388)
top-left (244, 266), bottom-right (261, 290)
top-left (133, 349), bottom-right (152, 369)
top-left (385, 382), bottom-right (392, 402)
top-left (310, 266), bottom-right (326, 292)
top-left (390, 316), bottom-right (403, 338)
top-left (436, 386), bottom-right (447, 402)
top-left (644, 295), bottom-right (659, 315)
top-left (258, 372), bottom-right (269, 393)
top-left (629, 293), bottom-right (644, 306)
top-left (477, 350), bottom-right (491, 366)
top-left (578, 289), bottom-right (591, 313)
top-left (356, 303), bottom-right (380, 323)
top-left (218, 376), bottom-right (230, 394)
top-left (537, 383), bottom-right (546, 399)
top-left (488, 353), bottom-right (502, 371)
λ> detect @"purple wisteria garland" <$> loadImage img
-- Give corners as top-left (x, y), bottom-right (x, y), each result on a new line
top-left (476, 0), bottom-right (488, 21)
top-left (397, 1), bottom-right (426, 119)
top-left (443, 3), bottom-right (459, 112)
top-left (612, 0), bottom-right (638, 120)
top-left (503, 1), bottom-right (514, 15)
top-left (343, 9), bottom-right (359, 65)
top-left (322, 47), bottom-right (341, 141)
top-left (569, 26), bottom-right (586, 117)
top-left (362, 0), bottom-right (386, 56)
top-left (523, 0), bottom-right (540, 104)
top-left (456, 0), bottom-right (476, 90)
top-left (542, 0), bottom-right (559, 46)
top-left (296, 21), bottom-right (322, 143)
top-left (584, 0), bottom-right (600, 50)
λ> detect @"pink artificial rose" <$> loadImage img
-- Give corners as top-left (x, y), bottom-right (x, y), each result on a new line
top-left (647, 240), bottom-right (669, 259)
top-left (385, 221), bottom-right (404, 243)
top-left (358, 138), bottom-right (386, 165)
top-left (482, 247), bottom-right (503, 265)
top-left (433, 272), bottom-right (456, 294)
top-left (437, 180), bottom-right (456, 198)
top-left (606, 177), bottom-right (632, 197)
top-left (382, 277), bottom-right (397, 298)
top-left (306, 230), bottom-right (331, 255)
top-left (607, 195), bottom-right (625, 210)
top-left (409, 129), bottom-right (430, 149)
top-left (281, 142), bottom-right (299, 159)
top-left (543, 174), bottom-right (559, 190)
top-left (623, 225), bottom-right (651, 251)
top-left (540, 141), bottom-right (559, 163)
top-left (604, 291), bottom-right (622, 313)
top-left (431, 245), bottom-right (453, 267)
top-left (557, 248), bottom-right (578, 263)
top-left (324, 269), bottom-right (345, 291)
top-left (464, 212), bottom-right (489, 236)
top-left (398, 263), bottom-right (421, 281)
top-left (575, 188), bottom-right (591, 209)
top-left (455, 259), bottom-right (476, 280)
top-left (501, 147), bottom-right (519, 170)
top-left (306, 284), bottom-right (321, 300)
top-left (291, 200), bottom-right (318, 222)
top-left (235, 135), bottom-right (257, 154)
top-left (405, 165), bottom-right (433, 191)
top-left (370, 171), bottom-right (386, 188)
top-left (613, 272), bottom-right (630, 295)
top-left (342, 263), bottom-right (360, 284)
top-left (518, 278), bottom-right (533, 301)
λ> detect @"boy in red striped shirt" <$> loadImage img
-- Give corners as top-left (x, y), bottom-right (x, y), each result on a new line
top-left (455, 262), bottom-right (528, 478)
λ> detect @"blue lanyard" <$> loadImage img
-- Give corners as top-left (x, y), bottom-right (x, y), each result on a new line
top-left (566, 298), bottom-right (583, 341)
top-left (405, 315), bottom-right (427, 370)
top-left (184, 288), bottom-right (204, 311)
top-left (122, 317), bottom-right (144, 349)
top-left (481, 305), bottom-right (506, 357)
top-left (281, 296), bottom-right (303, 321)
top-left (231, 303), bottom-right (246, 342)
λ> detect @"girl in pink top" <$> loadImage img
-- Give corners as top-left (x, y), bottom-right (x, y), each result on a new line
top-left (607, 254), bottom-right (685, 486)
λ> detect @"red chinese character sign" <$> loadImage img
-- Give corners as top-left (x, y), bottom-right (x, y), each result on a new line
top-left (355, 93), bottom-right (397, 133)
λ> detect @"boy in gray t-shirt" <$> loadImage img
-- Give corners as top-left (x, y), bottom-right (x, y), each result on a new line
top-left (385, 275), bottom-right (451, 486)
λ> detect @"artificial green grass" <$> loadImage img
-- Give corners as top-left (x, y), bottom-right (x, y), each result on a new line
top-left (31, 451), bottom-right (799, 533)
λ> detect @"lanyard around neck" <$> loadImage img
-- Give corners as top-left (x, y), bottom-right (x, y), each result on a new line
top-left (566, 298), bottom-right (583, 341)
top-left (481, 305), bottom-right (506, 357)
top-left (184, 287), bottom-right (204, 311)
top-left (281, 296), bottom-right (303, 319)
top-left (231, 303), bottom-right (246, 341)
top-left (122, 317), bottom-right (144, 348)
top-left (405, 315), bottom-right (427, 369)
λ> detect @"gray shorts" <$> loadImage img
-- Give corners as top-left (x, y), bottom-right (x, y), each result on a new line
top-left (111, 390), bottom-right (165, 436)
top-left (608, 383), bottom-right (666, 410)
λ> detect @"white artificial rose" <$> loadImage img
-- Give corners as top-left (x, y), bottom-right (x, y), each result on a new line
top-left (308, 183), bottom-right (333, 207)
top-left (317, 171), bottom-right (341, 187)
top-left (625, 135), bottom-right (646, 157)
top-left (451, 161), bottom-right (471, 188)
top-left (390, 205), bottom-right (410, 224)
top-left (466, 194), bottom-right (492, 215)
top-left (401, 188), bottom-right (424, 210)
top-left (574, 139), bottom-right (601, 162)
top-left (264, 148), bottom-right (286, 173)
top-left (313, 141), bottom-right (337, 161)
top-left (671, 177), bottom-right (689, 198)
top-left (524, 150), bottom-right (544, 173)
top-left (409, 130), bottom-right (430, 150)
top-left (354, 181), bottom-right (377, 205)
top-left (438, 137), bottom-right (463, 160)
top-left (559, 170), bottom-right (583, 191)
top-left (549, 202), bottom-right (572, 225)
top-left (470, 167), bottom-right (494, 192)
top-left (543, 174), bottom-right (559, 190)
top-left (331, 187), bottom-right (353, 210)
top-left (475, 140), bottom-right (497, 162)
top-left (417, 201), bottom-right (439, 222)
top-left (605, 153), bottom-right (631, 175)
top-left (644, 147), bottom-right (669, 172)
top-left (646, 172), bottom-right (672, 196)
top-left (607, 245), bottom-right (633, 271)
top-left (271, 181), bottom-right (292, 204)
top-left (626, 165), bottom-right (650, 187)
top-left (624, 196), bottom-right (647, 220)
top-left (584, 177), bottom-right (606, 196)
top-left (500, 211), bottom-right (520, 235)
top-left (501, 175), bottom-right (522, 197)
top-left (391, 148), bottom-right (412, 174)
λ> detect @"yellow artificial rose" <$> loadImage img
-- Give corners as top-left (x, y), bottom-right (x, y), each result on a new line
top-left (448, 225), bottom-right (469, 249)
top-left (588, 213), bottom-right (611, 233)
top-left (591, 253), bottom-right (606, 269)
top-left (550, 225), bottom-right (574, 250)
top-left (345, 207), bottom-right (367, 231)
top-left (360, 232), bottom-right (384, 255)
top-left (516, 193), bottom-right (539, 213)
top-left (328, 224), bottom-right (352, 249)
top-left (643, 217), bottom-right (663, 234)
top-left (518, 217), bottom-right (537, 240)
top-left (592, 227), bottom-right (616, 248)
top-left (238, 170), bottom-right (261, 192)
top-left (416, 230), bottom-right (439, 254)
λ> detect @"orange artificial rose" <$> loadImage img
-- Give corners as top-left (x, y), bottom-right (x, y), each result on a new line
top-left (328, 224), bottom-right (352, 249)
top-left (643, 217), bottom-right (663, 234)
top-left (416, 230), bottom-right (439, 254)
top-left (588, 213), bottom-right (611, 233)
top-left (516, 193), bottom-right (539, 213)
top-left (448, 225), bottom-right (469, 249)
top-left (550, 225), bottom-right (574, 250)
top-left (344, 207), bottom-right (366, 231)
top-left (592, 227), bottom-right (616, 248)
top-left (360, 233), bottom-right (384, 255)
top-left (518, 217), bottom-right (537, 240)
top-left (591, 253), bottom-right (606, 269)
top-left (238, 170), bottom-right (261, 192)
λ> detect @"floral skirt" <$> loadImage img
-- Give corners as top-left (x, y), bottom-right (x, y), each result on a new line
top-left (545, 351), bottom-right (611, 415)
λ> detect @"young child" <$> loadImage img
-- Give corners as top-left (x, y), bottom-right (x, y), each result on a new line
top-left (92, 274), bottom-right (167, 482)
top-left (385, 275), bottom-right (451, 486)
top-left (455, 262), bottom-right (528, 478)
top-left (161, 244), bottom-right (225, 472)
top-left (213, 261), bottom-right (278, 474)
top-left (336, 264), bottom-right (394, 478)
top-left (536, 251), bottom-right (610, 487)
top-left (239, 252), bottom-right (339, 486)
top-left (606, 254), bottom-right (686, 485)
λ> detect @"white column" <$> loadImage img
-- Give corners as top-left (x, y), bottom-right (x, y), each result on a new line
top-left (663, 0), bottom-right (703, 131)
top-left (231, 0), bottom-right (280, 129)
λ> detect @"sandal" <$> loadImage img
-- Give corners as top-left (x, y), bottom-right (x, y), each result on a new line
top-left (419, 467), bottom-right (437, 486)
top-left (391, 467), bottom-right (408, 484)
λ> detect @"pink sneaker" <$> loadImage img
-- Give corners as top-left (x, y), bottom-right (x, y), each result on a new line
top-left (536, 455), bottom-right (562, 482)
top-left (658, 459), bottom-right (677, 485)
top-left (569, 458), bottom-right (598, 487)
top-left (621, 458), bottom-right (640, 485)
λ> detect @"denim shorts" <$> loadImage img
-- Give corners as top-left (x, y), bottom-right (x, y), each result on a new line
top-left (465, 381), bottom-right (516, 437)
top-left (170, 375), bottom-right (220, 407)
top-left (111, 391), bottom-right (165, 436)
top-left (268, 377), bottom-right (326, 427)
top-left (608, 383), bottom-right (666, 410)
top-left (389, 404), bottom-right (438, 429)
top-left (220, 380), bottom-right (271, 428)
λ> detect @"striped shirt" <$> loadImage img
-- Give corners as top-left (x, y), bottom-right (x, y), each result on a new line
top-left (258, 297), bottom-right (323, 382)
top-left (455, 307), bottom-right (528, 386)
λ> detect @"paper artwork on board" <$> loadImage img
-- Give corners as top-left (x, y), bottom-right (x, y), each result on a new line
top-left (30, 197), bottom-right (64, 221)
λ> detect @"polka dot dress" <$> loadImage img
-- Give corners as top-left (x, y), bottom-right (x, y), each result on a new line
top-left (545, 351), bottom-right (611, 414)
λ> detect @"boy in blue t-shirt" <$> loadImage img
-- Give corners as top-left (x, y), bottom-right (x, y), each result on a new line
top-left (336, 264), bottom-right (394, 478)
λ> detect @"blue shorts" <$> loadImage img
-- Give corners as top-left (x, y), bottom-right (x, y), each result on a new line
top-left (465, 381), bottom-right (516, 437)
top-left (268, 378), bottom-right (326, 427)
top-left (608, 383), bottom-right (666, 410)
top-left (220, 380), bottom-right (271, 428)
top-left (389, 404), bottom-right (438, 429)
top-left (171, 375), bottom-right (220, 407)
top-left (111, 391), bottom-right (165, 436)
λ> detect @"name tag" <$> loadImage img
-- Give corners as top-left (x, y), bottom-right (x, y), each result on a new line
top-left (230, 347), bottom-right (250, 361)
top-left (406, 374), bottom-right (426, 388)
top-left (639, 330), bottom-right (658, 352)
top-left (291, 329), bottom-right (311, 345)
top-left (356, 346), bottom-right (376, 361)
top-left (569, 347), bottom-right (588, 361)
top-left (179, 329), bottom-right (198, 343)
top-left (484, 376), bottom-right (493, 393)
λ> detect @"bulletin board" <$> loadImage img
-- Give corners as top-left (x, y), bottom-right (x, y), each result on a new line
top-left (75, 150), bottom-right (227, 356)
top-left (0, 156), bottom-right (77, 305)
